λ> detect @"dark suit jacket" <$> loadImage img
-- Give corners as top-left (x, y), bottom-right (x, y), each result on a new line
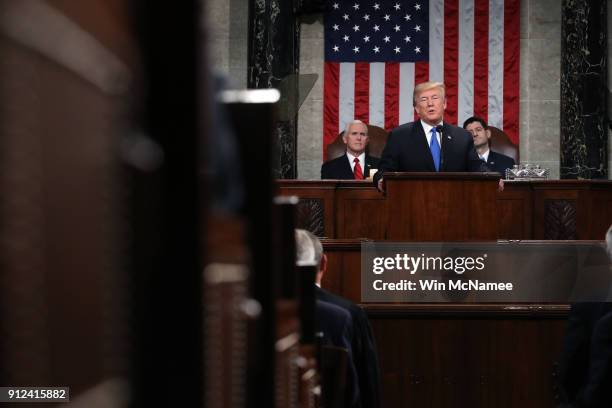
top-left (321, 154), bottom-right (380, 180)
top-left (316, 286), bottom-right (381, 408)
top-left (485, 150), bottom-right (515, 176)
top-left (373, 120), bottom-right (486, 185)
top-left (316, 300), bottom-right (361, 408)
top-left (558, 303), bottom-right (612, 407)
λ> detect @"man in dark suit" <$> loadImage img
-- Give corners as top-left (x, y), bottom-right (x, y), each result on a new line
top-left (315, 299), bottom-right (360, 407)
top-left (557, 225), bottom-right (612, 408)
top-left (373, 81), bottom-right (487, 191)
top-left (463, 116), bottom-right (516, 176)
top-left (321, 120), bottom-right (380, 180)
top-left (297, 229), bottom-right (382, 408)
top-left (295, 229), bottom-right (361, 408)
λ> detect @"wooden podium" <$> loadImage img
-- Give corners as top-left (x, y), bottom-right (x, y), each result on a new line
top-left (384, 172), bottom-right (500, 240)
top-left (276, 176), bottom-right (612, 407)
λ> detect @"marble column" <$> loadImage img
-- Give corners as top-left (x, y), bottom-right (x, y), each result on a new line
top-left (248, 0), bottom-right (301, 178)
top-left (560, 0), bottom-right (608, 178)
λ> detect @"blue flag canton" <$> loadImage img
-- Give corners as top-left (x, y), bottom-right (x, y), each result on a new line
top-left (325, 0), bottom-right (429, 62)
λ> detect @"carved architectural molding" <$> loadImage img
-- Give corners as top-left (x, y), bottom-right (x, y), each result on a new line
top-left (544, 200), bottom-right (577, 239)
top-left (296, 198), bottom-right (324, 236)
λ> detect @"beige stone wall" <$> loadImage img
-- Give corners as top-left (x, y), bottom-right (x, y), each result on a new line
top-left (519, 0), bottom-right (561, 178)
top-left (298, 17), bottom-right (326, 179)
top-left (204, 0), bottom-right (248, 88)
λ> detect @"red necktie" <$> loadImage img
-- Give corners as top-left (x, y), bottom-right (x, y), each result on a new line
top-left (353, 157), bottom-right (364, 180)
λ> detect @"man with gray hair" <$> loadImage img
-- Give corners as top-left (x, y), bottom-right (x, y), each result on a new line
top-left (295, 229), bottom-right (361, 408)
top-left (373, 81), bottom-right (487, 191)
top-left (296, 229), bottom-right (381, 408)
top-left (321, 120), bottom-right (380, 180)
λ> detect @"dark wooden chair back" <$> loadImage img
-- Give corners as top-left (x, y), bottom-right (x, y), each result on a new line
top-left (489, 126), bottom-right (519, 163)
top-left (326, 124), bottom-right (389, 160)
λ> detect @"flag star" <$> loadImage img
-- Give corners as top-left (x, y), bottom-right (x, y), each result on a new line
top-left (415, 25), bottom-right (421, 32)
top-left (394, 25), bottom-right (401, 32)
top-left (415, 3), bottom-right (421, 10)
top-left (343, 35), bottom-right (350, 41)
top-left (332, 3), bottom-right (339, 10)
top-left (343, 14), bottom-right (349, 20)
top-left (353, 46), bottom-right (360, 53)
top-left (404, 35), bottom-right (411, 42)
top-left (394, 3), bottom-right (401, 10)
top-left (353, 3), bottom-right (360, 10)
top-left (383, 14), bottom-right (391, 21)
top-left (404, 14), bottom-right (411, 21)
top-left (363, 35), bottom-right (370, 42)
top-left (373, 46), bottom-right (380, 53)
top-left (394, 46), bottom-right (401, 54)
top-left (373, 3), bottom-right (380, 10)
top-left (415, 46), bottom-right (421, 53)
top-left (363, 14), bottom-right (370, 21)
top-left (332, 24), bottom-right (339, 31)
top-left (373, 24), bottom-right (380, 32)
top-left (353, 25), bottom-right (360, 32)
top-left (333, 45), bottom-right (339, 52)
top-left (383, 35), bottom-right (390, 43)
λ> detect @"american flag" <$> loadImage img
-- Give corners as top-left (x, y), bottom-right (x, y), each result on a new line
top-left (323, 0), bottom-right (520, 158)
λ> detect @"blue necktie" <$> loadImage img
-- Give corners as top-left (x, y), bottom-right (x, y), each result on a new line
top-left (430, 127), bottom-right (441, 171)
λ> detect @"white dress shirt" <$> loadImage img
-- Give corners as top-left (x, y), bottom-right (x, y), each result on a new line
top-left (420, 121), bottom-right (443, 146)
top-left (346, 152), bottom-right (366, 172)
top-left (478, 148), bottom-right (490, 162)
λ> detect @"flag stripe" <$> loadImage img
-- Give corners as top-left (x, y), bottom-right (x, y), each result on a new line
top-left (339, 62), bottom-right (355, 136)
top-left (355, 62), bottom-right (370, 122)
top-left (370, 63), bottom-right (386, 127)
top-left (488, 0), bottom-right (504, 129)
top-left (474, 0), bottom-right (489, 122)
top-left (384, 62), bottom-right (400, 130)
top-left (458, 0), bottom-right (475, 126)
top-left (443, 0), bottom-right (459, 125)
top-left (429, 0), bottom-right (445, 82)
top-left (503, 0), bottom-right (520, 145)
top-left (414, 61), bottom-right (429, 120)
top-left (323, 62), bottom-right (339, 160)
top-left (399, 62), bottom-right (415, 125)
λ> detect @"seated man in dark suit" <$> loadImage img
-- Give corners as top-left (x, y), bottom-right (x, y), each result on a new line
top-left (558, 225), bottom-right (612, 408)
top-left (374, 81), bottom-right (487, 191)
top-left (297, 229), bottom-right (382, 408)
top-left (463, 116), bottom-right (515, 176)
top-left (295, 229), bottom-right (361, 408)
top-left (321, 120), bottom-right (380, 180)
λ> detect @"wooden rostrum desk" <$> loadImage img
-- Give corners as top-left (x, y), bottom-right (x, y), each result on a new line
top-left (277, 174), bottom-right (612, 408)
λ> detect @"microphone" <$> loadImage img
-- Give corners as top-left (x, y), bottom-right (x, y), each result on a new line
top-left (436, 125), bottom-right (444, 170)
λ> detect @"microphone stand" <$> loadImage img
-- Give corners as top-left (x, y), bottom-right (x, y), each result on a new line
top-left (436, 125), bottom-right (445, 171)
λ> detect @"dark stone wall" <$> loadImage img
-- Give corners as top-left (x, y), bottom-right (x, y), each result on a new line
top-left (560, 0), bottom-right (608, 178)
top-left (248, 0), bottom-right (301, 178)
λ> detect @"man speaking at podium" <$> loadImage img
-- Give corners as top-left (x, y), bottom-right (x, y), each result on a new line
top-left (373, 82), bottom-right (487, 191)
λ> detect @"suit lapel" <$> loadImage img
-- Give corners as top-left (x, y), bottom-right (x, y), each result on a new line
top-left (341, 155), bottom-right (354, 179)
top-left (487, 152), bottom-right (497, 171)
top-left (415, 120), bottom-right (436, 171)
top-left (440, 123), bottom-right (453, 171)
top-left (363, 156), bottom-right (373, 177)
